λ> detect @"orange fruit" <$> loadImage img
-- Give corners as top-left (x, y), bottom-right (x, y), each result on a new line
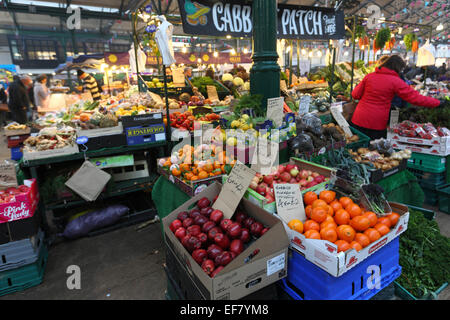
top-left (319, 190), bottom-right (336, 204)
top-left (335, 240), bottom-right (351, 253)
top-left (320, 228), bottom-right (338, 243)
top-left (350, 215), bottom-right (371, 232)
top-left (304, 192), bottom-right (318, 206)
top-left (288, 219), bottom-right (304, 233)
top-left (387, 212), bottom-right (400, 227)
top-left (312, 199), bottom-right (328, 209)
top-left (378, 217), bottom-right (392, 228)
top-left (213, 161), bottom-right (221, 169)
top-left (198, 171), bottom-right (209, 179)
top-left (204, 163), bottom-right (213, 173)
top-left (303, 220), bottom-right (320, 233)
top-left (326, 205), bottom-right (334, 217)
top-left (305, 205), bottom-right (313, 219)
top-left (346, 203), bottom-right (362, 218)
top-left (320, 220), bottom-right (337, 230)
top-left (363, 211), bottom-right (378, 227)
top-left (171, 168), bottom-right (181, 176)
top-left (373, 223), bottom-right (390, 236)
top-left (336, 225), bottom-right (356, 243)
top-left (364, 228), bottom-right (381, 243)
top-left (184, 172), bottom-right (194, 180)
top-left (311, 207), bottom-right (328, 223)
top-left (304, 230), bottom-right (321, 239)
top-left (339, 197), bottom-right (353, 208)
top-left (329, 200), bottom-right (343, 213)
top-left (349, 241), bottom-right (363, 252)
top-left (190, 175), bottom-right (199, 181)
top-left (334, 209), bottom-right (350, 225)
top-left (355, 233), bottom-right (371, 248)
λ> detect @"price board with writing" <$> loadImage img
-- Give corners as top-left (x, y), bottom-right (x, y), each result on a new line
top-left (212, 162), bottom-right (256, 219)
top-left (298, 95), bottom-right (312, 115)
top-left (266, 97), bottom-right (284, 128)
top-left (206, 85), bottom-right (219, 101)
top-left (274, 184), bottom-right (305, 222)
top-left (251, 137), bottom-right (279, 175)
top-left (0, 162), bottom-right (17, 190)
top-left (172, 67), bottom-right (185, 86)
top-left (330, 105), bottom-right (352, 136)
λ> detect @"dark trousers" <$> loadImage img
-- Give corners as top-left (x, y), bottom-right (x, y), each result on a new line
top-left (350, 121), bottom-right (387, 140)
top-left (9, 106), bottom-right (28, 124)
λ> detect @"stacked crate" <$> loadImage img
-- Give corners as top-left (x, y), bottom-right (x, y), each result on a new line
top-left (5, 132), bottom-right (29, 161)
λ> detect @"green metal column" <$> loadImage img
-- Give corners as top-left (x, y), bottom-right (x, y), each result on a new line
top-left (250, 0), bottom-right (280, 112)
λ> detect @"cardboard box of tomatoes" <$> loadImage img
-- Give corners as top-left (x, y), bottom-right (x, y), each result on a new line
top-left (277, 190), bottom-right (409, 277)
top-left (0, 179), bottom-right (39, 224)
top-left (162, 182), bottom-right (290, 300)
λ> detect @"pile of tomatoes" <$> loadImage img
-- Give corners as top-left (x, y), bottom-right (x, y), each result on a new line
top-left (0, 185), bottom-right (30, 204)
top-left (195, 113), bottom-right (221, 122)
top-left (288, 190), bottom-right (400, 253)
top-left (168, 111), bottom-right (195, 131)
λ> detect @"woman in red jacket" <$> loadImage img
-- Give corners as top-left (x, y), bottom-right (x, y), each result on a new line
top-left (350, 55), bottom-right (441, 140)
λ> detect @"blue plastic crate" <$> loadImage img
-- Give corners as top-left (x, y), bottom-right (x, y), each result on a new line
top-left (280, 237), bottom-right (401, 300)
top-left (10, 147), bottom-right (22, 161)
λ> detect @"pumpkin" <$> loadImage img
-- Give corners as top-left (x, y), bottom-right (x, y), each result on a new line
top-left (79, 113), bottom-right (90, 122)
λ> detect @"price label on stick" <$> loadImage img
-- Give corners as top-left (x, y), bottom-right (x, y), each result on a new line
top-left (274, 184), bottom-right (305, 222)
top-left (330, 105), bottom-right (353, 136)
top-left (212, 162), bottom-right (256, 219)
top-left (389, 109), bottom-right (399, 128)
top-left (266, 97), bottom-right (284, 128)
top-left (172, 67), bottom-right (185, 86)
top-left (298, 95), bottom-right (311, 115)
top-left (206, 85), bottom-right (219, 101)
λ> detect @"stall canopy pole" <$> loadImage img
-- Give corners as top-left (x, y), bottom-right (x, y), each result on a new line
top-left (350, 16), bottom-right (357, 93)
top-left (250, 0), bottom-right (280, 112)
top-left (329, 44), bottom-right (336, 104)
top-left (289, 40), bottom-right (293, 86)
top-left (296, 40), bottom-right (300, 76)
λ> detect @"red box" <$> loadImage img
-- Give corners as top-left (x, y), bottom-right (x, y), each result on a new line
top-left (0, 179), bottom-right (39, 223)
top-left (7, 134), bottom-right (30, 148)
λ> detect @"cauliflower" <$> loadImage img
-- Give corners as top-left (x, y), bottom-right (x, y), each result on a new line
top-left (233, 77), bottom-right (244, 87)
top-left (222, 73), bottom-right (234, 82)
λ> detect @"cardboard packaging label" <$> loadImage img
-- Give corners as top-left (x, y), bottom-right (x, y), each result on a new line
top-left (207, 85), bottom-right (219, 101)
top-left (0, 162), bottom-right (18, 190)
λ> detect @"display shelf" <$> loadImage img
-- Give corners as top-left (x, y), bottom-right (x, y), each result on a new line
top-left (45, 173), bottom-right (159, 211)
top-left (20, 142), bottom-right (167, 168)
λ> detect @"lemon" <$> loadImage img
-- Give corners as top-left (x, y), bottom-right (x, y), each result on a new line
top-left (241, 114), bottom-right (249, 120)
top-left (226, 137), bottom-right (237, 147)
top-left (231, 120), bottom-right (240, 128)
top-left (241, 124), bottom-right (249, 131)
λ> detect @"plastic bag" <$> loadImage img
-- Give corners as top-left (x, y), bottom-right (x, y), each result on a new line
top-left (300, 113), bottom-right (323, 136)
top-left (60, 205), bottom-right (129, 239)
top-left (288, 133), bottom-right (314, 152)
top-left (369, 138), bottom-right (394, 156)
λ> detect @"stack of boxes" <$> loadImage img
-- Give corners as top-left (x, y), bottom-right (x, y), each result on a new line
top-left (5, 127), bottom-right (30, 161)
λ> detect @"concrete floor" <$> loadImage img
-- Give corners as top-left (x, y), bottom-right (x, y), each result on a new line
top-left (0, 128), bottom-right (448, 300)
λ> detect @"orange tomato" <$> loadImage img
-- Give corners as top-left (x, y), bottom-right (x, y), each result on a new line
top-left (335, 240), bottom-right (351, 253)
top-left (304, 230), bottom-right (321, 239)
top-left (355, 233), bottom-right (371, 248)
top-left (330, 200), bottom-right (343, 213)
top-left (339, 197), bottom-right (353, 208)
top-left (303, 220), bottom-right (320, 233)
top-left (350, 215), bottom-right (371, 232)
top-left (184, 172), bottom-right (194, 181)
top-left (387, 212), bottom-right (400, 227)
top-left (334, 209), bottom-right (350, 225)
top-left (349, 241), bottom-right (363, 252)
top-left (378, 217), bottom-right (392, 228)
top-left (288, 219), bottom-right (304, 234)
top-left (171, 168), bottom-right (181, 176)
top-left (320, 228), bottom-right (338, 243)
top-left (363, 211), bottom-right (378, 228)
top-left (311, 207), bottom-right (328, 223)
top-left (198, 171), bottom-right (209, 179)
top-left (373, 223), bottom-right (390, 236)
top-left (336, 225), bottom-right (356, 243)
top-left (312, 199), bottom-right (328, 209)
top-left (305, 205), bottom-right (313, 219)
top-left (190, 175), bottom-right (199, 181)
top-left (304, 192), bottom-right (318, 206)
top-left (319, 190), bottom-right (336, 204)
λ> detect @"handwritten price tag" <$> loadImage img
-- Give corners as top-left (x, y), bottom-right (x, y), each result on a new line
top-left (266, 97), bottom-right (284, 128)
top-left (172, 67), bottom-right (185, 86)
top-left (330, 105), bottom-right (353, 137)
top-left (212, 162), bottom-right (256, 219)
top-left (274, 184), bottom-right (305, 222)
top-left (389, 109), bottom-right (399, 128)
top-left (206, 85), bottom-right (219, 101)
top-left (251, 137), bottom-right (279, 175)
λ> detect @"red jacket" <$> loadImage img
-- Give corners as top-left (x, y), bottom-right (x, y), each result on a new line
top-left (351, 67), bottom-right (440, 130)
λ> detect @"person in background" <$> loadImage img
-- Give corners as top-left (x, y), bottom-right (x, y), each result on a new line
top-left (205, 68), bottom-right (215, 79)
top-left (0, 84), bottom-right (8, 126)
top-left (438, 63), bottom-right (447, 77)
top-left (77, 69), bottom-right (101, 101)
top-left (34, 74), bottom-right (50, 110)
top-left (0, 84), bottom-right (7, 104)
top-left (7, 75), bottom-right (33, 124)
top-left (184, 67), bottom-right (193, 81)
top-left (350, 55), bottom-right (442, 140)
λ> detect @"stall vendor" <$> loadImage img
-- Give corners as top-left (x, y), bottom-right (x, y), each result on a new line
top-left (77, 69), bottom-right (101, 101)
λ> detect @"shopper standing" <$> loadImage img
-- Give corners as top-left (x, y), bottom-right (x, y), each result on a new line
top-left (350, 55), bottom-right (442, 140)
top-left (7, 75), bottom-right (33, 124)
top-left (34, 74), bottom-right (50, 110)
top-left (77, 69), bottom-right (101, 101)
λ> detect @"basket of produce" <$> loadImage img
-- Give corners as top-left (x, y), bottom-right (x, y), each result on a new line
top-left (191, 76), bottom-right (231, 101)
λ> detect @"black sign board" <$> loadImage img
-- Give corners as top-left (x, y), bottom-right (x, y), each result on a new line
top-left (177, 0), bottom-right (345, 40)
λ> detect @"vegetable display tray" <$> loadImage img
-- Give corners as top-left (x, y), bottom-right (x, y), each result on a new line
top-left (345, 127), bottom-right (371, 151)
top-left (406, 153), bottom-right (447, 174)
top-left (280, 238), bottom-right (401, 300)
top-left (437, 184), bottom-right (450, 214)
top-left (367, 159), bottom-right (407, 183)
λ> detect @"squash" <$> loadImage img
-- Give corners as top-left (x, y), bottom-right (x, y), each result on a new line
top-left (79, 113), bottom-right (90, 122)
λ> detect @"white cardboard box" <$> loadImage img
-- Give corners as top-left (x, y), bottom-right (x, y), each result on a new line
top-left (275, 202), bottom-right (409, 277)
top-left (23, 144), bottom-right (79, 161)
top-left (388, 131), bottom-right (450, 156)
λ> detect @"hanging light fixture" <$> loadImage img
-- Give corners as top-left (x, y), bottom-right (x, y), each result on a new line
top-left (231, 48), bottom-right (236, 54)
top-left (182, 45), bottom-right (187, 53)
top-left (226, 35), bottom-right (231, 39)
top-left (317, 51), bottom-right (322, 57)
top-left (243, 48), bottom-right (248, 54)
top-left (436, 23), bottom-right (444, 31)
top-left (213, 51), bottom-right (218, 57)
top-left (301, 48), bottom-right (307, 55)
top-left (308, 51), bottom-right (313, 57)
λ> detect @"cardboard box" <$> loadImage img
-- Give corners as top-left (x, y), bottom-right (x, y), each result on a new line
top-left (0, 179), bottom-right (39, 224)
top-left (157, 162), bottom-right (223, 196)
top-left (120, 112), bottom-right (164, 128)
top-left (162, 182), bottom-right (290, 300)
top-left (0, 207), bottom-right (41, 245)
top-left (23, 144), bottom-right (79, 161)
top-left (4, 128), bottom-right (31, 137)
top-left (77, 123), bottom-right (123, 138)
top-left (367, 158), bottom-right (407, 183)
top-left (279, 202), bottom-right (409, 277)
top-left (242, 158), bottom-right (335, 214)
top-left (388, 131), bottom-right (450, 156)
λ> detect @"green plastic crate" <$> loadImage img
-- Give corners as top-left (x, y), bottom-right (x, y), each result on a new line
top-left (408, 168), bottom-right (447, 186)
top-left (421, 185), bottom-right (440, 206)
top-left (346, 127), bottom-right (371, 150)
top-left (407, 205), bottom-right (436, 220)
top-left (407, 153), bottom-right (447, 173)
top-left (437, 184), bottom-right (450, 214)
top-left (0, 244), bottom-right (48, 297)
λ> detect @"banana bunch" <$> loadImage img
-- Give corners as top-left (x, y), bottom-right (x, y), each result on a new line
top-left (5, 123), bottom-right (27, 130)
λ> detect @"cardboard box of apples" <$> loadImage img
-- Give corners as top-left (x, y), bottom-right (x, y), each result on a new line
top-left (239, 158), bottom-right (335, 214)
top-left (0, 179), bottom-right (39, 223)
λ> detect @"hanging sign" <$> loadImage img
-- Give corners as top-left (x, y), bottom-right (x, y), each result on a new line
top-left (177, 0), bottom-right (345, 40)
top-left (172, 67), bottom-right (185, 85)
top-left (330, 105), bottom-right (352, 136)
top-left (206, 85), bottom-right (219, 101)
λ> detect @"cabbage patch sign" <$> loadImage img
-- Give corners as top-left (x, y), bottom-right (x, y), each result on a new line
top-left (177, 0), bottom-right (345, 40)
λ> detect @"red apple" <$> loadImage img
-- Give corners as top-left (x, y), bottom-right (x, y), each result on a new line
top-left (280, 172), bottom-right (291, 182)
top-left (289, 178), bottom-right (297, 184)
top-left (263, 175), bottom-right (273, 185)
top-left (285, 164), bottom-right (295, 172)
top-left (278, 165), bottom-right (286, 174)
top-left (311, 172), bottom-right (320, 178)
